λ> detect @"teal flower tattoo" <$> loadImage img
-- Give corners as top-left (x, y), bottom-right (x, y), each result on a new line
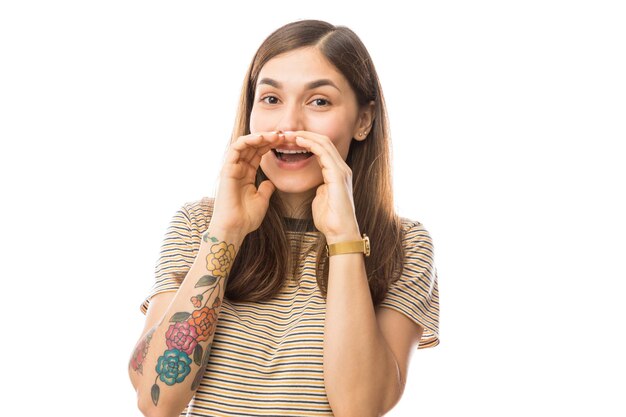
top-left (155, 349), bottom-right (193, 386)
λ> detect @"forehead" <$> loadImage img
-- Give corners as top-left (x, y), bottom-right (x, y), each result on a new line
top-left (257, 47), bottom-right (348, 88)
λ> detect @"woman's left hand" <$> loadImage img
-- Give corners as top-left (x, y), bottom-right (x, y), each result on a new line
top-left (284, 131), bottom-right (362, 244)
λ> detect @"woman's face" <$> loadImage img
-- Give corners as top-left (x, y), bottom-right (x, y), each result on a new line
top-left (250, 47), bottom-right (368, 204)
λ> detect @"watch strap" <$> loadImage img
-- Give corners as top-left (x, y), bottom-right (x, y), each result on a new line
top-left (326, 234), bottom-right (370, 257)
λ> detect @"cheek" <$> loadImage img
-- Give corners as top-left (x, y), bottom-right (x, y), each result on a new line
top-left (249, 108), bottom-right (260, 132)
top-left (334, 139), bottom-right (353, 161)
top-left (306, 119), bottom-right (353, 157)
top-left (249, 106), bottom-right (275, 132)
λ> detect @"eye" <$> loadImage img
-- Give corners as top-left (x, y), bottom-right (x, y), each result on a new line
top-left (310, 98), bottom-right (331, 107)
top-left (260, 95), bottom-right (279, 105)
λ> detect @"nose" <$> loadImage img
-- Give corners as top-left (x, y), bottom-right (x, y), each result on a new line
top-left (275, 101), bottom-right (305, 133)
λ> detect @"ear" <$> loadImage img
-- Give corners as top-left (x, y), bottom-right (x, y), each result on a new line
top-left (353, 100), bottom-right (375, 141)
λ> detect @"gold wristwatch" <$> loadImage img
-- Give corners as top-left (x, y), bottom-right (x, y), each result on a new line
top-left (326, 234), bottom-right (370, 257)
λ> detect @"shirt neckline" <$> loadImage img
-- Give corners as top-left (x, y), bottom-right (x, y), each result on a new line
top-left (283, 216), bottom-right (318, 233)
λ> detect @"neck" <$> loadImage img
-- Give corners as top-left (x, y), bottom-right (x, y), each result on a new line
top-left (276, 189), bottom-right (315, 219)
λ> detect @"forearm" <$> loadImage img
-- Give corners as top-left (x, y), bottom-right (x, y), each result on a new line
top-left (323, 252), bottom-right (401, 417)
top-left (130, 226), bottom-right (243, 417)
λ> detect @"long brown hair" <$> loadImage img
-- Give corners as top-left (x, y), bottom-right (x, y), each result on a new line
top-left (223, 20), bottom-right (405, 306)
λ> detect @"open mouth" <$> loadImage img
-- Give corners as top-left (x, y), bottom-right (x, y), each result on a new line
top-left (272, 148), bottom-right (314, 163)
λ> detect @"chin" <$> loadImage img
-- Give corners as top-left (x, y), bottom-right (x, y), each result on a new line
top-left (272, 177), bottom-right (321, 194)
top-left (260, 160), bottom-right (323, 196)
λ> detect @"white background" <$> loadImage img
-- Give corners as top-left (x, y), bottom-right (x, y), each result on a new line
top-left (1, 1), bottom-right (624, 416)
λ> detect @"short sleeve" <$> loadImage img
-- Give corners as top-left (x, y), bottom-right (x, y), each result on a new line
top-left (139, 200), bottom-right (208, 314)
top-left (379, 220), bottom-right (440, 349)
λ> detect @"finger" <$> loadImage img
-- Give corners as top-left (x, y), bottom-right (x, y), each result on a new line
top-left (243, 135), bottom-right (280, 164)
top-left (232, 131), bottom-right (281, 151)
top-left (228, 132), bottom-right (280, 164)
top-left (256, 179), bottom-right (276, 201)
top-left (294, 134), bottom-right (343, 167)
top-left (232, 134), bottom-right (264, 153)
top-left (225, 149), bottom-right (262, 182)
top-left (240, 146), bottom-right (257, 163)
top-left (248, 133), bottom-right (285, 164)
top-left (288, 131), bottom-right (346, 168)
top-left (225, 136), bottom-right (253, 165)
top-left (294, 136), bottom-right (347, 184)
top-left (225, 143), bottom-right (256, 168)
top-left (225, 145), bottom-right (243, 165)
top-left (249, 152), bottom-right (262, 170)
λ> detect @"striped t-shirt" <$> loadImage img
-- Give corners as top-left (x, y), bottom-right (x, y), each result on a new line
top-left (140, 196), bottom-right (439, 416)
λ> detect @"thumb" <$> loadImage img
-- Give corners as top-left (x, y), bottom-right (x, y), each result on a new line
top-left (257, 179), bottom-right (276, 201)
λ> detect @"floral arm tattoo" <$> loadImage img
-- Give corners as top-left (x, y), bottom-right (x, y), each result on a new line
top-left (144, 233), bottom-right (236, 406)
top-left (129, 327), bottom-right (156, 375)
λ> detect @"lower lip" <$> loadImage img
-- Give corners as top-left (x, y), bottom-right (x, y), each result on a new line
top-left (272, 151), bottom-right (315, 170)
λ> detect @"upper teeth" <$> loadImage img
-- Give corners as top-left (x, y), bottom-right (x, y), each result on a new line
top-left (276, 149), bottom-right (309, 154)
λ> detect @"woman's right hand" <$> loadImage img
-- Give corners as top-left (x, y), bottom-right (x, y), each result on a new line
top-left (209, 131), bottom-right (284, 239)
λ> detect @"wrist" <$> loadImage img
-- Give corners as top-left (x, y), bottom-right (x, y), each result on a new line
top-left (326, 232), bottom-right (370, 257)
top-left (325, 230), bottom-right (362, 245)
top-left (202, 224), bottom-right (245, 249)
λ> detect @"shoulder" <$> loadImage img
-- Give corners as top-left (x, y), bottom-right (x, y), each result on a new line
top-left (178, 196), bottom-right (215, 227)
top-left (397, 216), bottom-right (435, 272)
top-left (180, 196), bottom-right (214, 217)
top-left (398, 217), bottom-right (434, 251)
top-left (176, 197), bottom-right (214, 235)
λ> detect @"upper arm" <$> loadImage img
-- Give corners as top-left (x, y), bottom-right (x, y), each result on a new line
top-left (378, 220), bottom-right (439, 349)
top-left (375, 306), bottom-right (424, 390)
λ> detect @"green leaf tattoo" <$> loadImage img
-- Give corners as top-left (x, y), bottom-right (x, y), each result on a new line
top-left (195, 275), bottom-right (217, 288)
top-left (169, 312), bottom-right (191, 322)
top-left (151, 383), bottom-right (160, 406)
top-left (202, 231), bottom-right (219, 243)
top-left (193, 344), bottom-right (203, 366)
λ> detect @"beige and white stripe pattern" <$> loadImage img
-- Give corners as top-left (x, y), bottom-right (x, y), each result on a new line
top-left (140, 196), bottom-right (439, 416)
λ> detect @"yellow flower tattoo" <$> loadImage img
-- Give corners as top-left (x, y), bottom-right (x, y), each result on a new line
top-left (206, 241), bottom-right (236, 277)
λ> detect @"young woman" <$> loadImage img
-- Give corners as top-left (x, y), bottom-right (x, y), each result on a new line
top-left (128, 19), bottom-right (439, 417)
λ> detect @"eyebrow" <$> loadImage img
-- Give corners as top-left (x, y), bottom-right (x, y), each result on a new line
top-left (258, 77), bottom-right (341, 92)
